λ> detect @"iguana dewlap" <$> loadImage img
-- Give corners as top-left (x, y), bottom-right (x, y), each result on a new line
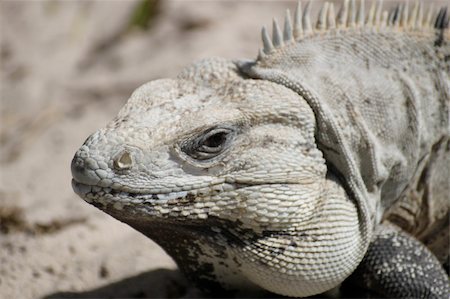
top-left (71, 1), bottom-right (449, 297)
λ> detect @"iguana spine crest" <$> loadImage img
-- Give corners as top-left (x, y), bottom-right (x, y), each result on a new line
top-left (260, 0), bottom-right (449, 57)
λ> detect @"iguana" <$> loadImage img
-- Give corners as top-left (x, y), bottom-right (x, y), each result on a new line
top-left (71, 0), bottom-right (450, 297)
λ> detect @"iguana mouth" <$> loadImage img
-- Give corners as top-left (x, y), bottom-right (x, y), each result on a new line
top-left (71, 179), bottom-right (237, 204)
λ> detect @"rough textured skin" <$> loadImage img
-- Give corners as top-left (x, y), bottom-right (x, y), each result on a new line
top-left (343, 224), bottom-right (449, 298)
top-left (71, 1), bottom-right (449, 298)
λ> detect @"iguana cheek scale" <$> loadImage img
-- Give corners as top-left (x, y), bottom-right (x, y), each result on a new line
top-left (71, 1), bottom-right (449, 297)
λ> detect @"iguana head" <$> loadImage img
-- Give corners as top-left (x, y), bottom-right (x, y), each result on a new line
top-left (71, 58), bottom-right (361, 296)
top-left (72, 58), bottom-right (324, 228)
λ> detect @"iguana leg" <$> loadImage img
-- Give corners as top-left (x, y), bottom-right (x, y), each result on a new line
top-left (342, 224), bottom-right (450, 298)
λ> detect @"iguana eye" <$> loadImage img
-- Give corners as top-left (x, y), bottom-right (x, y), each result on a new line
top-left (183, 127), bottom-right (234, 160)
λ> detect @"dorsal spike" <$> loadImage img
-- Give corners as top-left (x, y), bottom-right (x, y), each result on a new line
top-left (348, 0), bottom-right (356, 28)
top-left (356, 0), bottom-right (365, 27)
top-left (293, 1), bottom-right (303, 39)
top-left (444, 8), bottom-right (449, 29)
top-left (416, 2), bottom-right (424, 29)
top-left (272, 18), bottom-right (284, 47)
top-left (303, 1), bottom-right (313, 35)
top-left (284, 9), bottom-right (293, 42)
top-left (261, 26), bottom-right (274, 54)
top-left (389, 4), bottom-right (401, 27)
top-left (395, 3), bottom-right (405, 27)
top-left (328, 3), bottom-right (336, 29)
top-left (366, 0), bottom-right (376, 26)
top-left (375, 0), bottom-right (383, 27)
top-left (257, 48), bottom-right (266, 60)
top-left (434, 8), bottom-right (443, 29)
top-left (380, 10), bottom-right (388, 28)
top-left (317, 2), bottom-right (329, 30)
top-left (435, 7), bottom-right (448, 30)
top-left (409, 1), bottom-right (419, 28)
top-left (425, 4), bottom-right (435, 28)
top-left (337, 0), bottom-right (349, 28)
top-left (401, 1), bottom-right (409, 28)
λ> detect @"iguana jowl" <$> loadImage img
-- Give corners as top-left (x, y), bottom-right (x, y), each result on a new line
top-left (71, 1), bottom-right (450, 297)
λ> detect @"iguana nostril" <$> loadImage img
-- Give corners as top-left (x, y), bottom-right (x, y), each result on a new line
top-left (114, 150), bottom-right (133, 170)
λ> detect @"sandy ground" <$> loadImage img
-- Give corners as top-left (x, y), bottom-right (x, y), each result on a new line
top-left (0, 1), bottom-right (304, 298)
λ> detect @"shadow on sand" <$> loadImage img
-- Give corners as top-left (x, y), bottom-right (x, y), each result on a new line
top-left (42, 268), bottom-right (373, 299)
top-left (42, 268), bottom-right (199, 299)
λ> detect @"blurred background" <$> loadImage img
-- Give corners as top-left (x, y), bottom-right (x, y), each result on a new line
top-left (1, 1), bottom-right (447, 298)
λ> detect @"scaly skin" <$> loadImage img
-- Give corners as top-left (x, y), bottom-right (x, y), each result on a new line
top-left (72, 1), bottom-right (449, 297)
